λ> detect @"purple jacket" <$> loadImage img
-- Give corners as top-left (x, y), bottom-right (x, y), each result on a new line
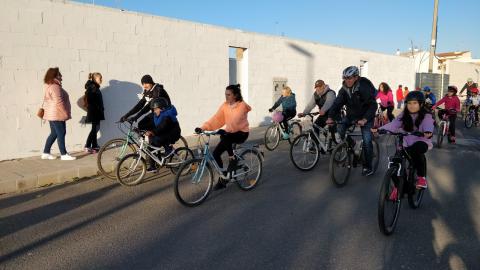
top-left (379, 112), bottom-right (435, 149)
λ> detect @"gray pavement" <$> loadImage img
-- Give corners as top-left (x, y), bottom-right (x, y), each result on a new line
top-left (0, 122), bottom-right (479, 270)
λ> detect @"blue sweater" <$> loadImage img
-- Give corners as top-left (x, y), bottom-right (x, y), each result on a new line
top-left (271, 93), bottom-right (297, 112)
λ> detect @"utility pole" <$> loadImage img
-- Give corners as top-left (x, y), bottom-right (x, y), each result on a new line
top-left (428, 0), bottom-right (439, 73)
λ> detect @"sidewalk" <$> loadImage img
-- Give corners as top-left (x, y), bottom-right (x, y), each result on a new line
top-left (0, 126), bottom-right (269, 195)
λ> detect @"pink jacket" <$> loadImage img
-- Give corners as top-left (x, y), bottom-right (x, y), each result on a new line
top-left (42, 80), bottom-right (71, 121)
top-left (376, 90), bottom-right (394, 108)
top-left (201, 101), bottom-right (251, 133)
top-left (432, 95), bottom-right (460, 112)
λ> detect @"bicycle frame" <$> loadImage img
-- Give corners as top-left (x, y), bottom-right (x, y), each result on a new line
top-left (304, 116), bottom-right (335, 152)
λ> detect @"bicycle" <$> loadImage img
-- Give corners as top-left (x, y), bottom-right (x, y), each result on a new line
top-left (376, 129), bottom-right (427, 236)
top-left (373, 105), bottom-right (389, 129)
top-left (435, 108), bottom-right (456, 148)
top-left (264, 111), bottom-right (302, 151)
top-left (464, 105), bottom-right (479, 129)
top-left (174, 130), bottom-right (263, 207)
top-left (115, 128), bottom-right (194, 186)
top-left (289, 112), bottom-right (339, 171)
top-left (97, 121), bottom-right (188, 179)
top-left (329, 121), bottom-right (380, 187)
top-left (460, 95), bottom-right (472, 119)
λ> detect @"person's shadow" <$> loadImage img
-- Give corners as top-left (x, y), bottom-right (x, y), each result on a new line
top-left (78, 80), bottom-right (143, 145)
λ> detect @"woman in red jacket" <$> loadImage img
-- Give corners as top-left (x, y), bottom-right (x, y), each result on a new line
top-left (432, 86), bottom-right (461, 143)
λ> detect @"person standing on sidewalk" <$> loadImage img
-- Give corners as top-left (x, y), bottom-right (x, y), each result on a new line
top-left (396, 84), bottom-right (404, 109)
top-left (41, 67), bottom-right (76, 161)
top-left (84, 72), bottom-right (105, 153)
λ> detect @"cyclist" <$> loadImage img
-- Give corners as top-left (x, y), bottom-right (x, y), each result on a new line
top-left (432, 86), bottom-right (460, 143)
top-left (195, 84), bottom-right (251, 190)
top-left (376, 82), bottom-right (395, 122)
top-left (459, 78), bottom-right (478, 96)
top-left (298, 79), bottom-right (337, 141)
top-left (372, 91), bottom-right (434, 195)
top-left (423, 86), bottom-right (436, 111)
top-left (268, 86), bottom-right (297, 139)
top-left (143, 98), bottom-right (181, 172)
top-left (120, 75), bottom-right (171, 130)
top-left (469, 88), bottom-right (480, 123)
top-left (326, 66), bottom-right (378, 176)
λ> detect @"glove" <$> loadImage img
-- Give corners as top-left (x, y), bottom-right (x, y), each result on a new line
top-left (194, 127), bottom-right (203, 134)
top-left (217, 129), bottom-right (226, 136)
top-left (268, 108), bottom-right (273, 113)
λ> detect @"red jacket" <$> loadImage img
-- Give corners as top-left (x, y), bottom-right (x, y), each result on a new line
top-left (432, 95), bottom-right (460, 112)
top-left (396, 88), bottom-right (404, 101)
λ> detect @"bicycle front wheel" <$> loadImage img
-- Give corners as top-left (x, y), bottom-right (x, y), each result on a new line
top-left (329, 142), bottom-right (351, 187)
top-left (290, 133), bottom-right (320, 171)
top-left (378, 166), bottom-right (402, 236)
top-left (436, 122), bottom-right (445, 148)
top-left (235, 149), bottom-right (263, 191)
top-left (174, 158), bottom-right (214, 207)
top-left (264, 125), bottom-right (281, 151)
top-left (116, 153), bottom-right (146, 186)
top-left (288, 122), bottom-right (303, 144)
top-left (97, 138), bottom-right (137, 180)
top-left (465, 113), bottom-right (474, 129)
top-left (408, 156), bottom-right (426, 209)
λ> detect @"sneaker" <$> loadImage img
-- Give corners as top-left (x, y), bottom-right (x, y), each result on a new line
top-left (362, 167), bottom-right (374, 176)
top-left (60, 154), bottom-right (77, 161)
top-left (213, 178), bottom-right (227, 190)
top-left (450, 136), bottom-right (456, 144)
top-left (41, 153), bottom-right (57, 160)
top-left (416, 176), bottom-right (428, 189)
top-left (84, 147), bottom-right (93, 153)
top-left (389, 187), bottom-right (399, 201)
top-left (282, 132), bottom-right (290, 140)
top-left (91, 148), bottom-right (100, 154)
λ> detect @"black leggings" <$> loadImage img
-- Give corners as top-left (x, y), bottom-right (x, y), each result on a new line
top-left (281, 110), bottom-right (296, 132)
top-left (438, 110), bottom-right (457, 136)
top-left (213, 131), bottom-right (249, 168)
top-left (380, 105), bottom-right (395, 122)
top-left (406, 141), bottom-right (428, 177)
top-left (85, 122), bottom-right (100, 148)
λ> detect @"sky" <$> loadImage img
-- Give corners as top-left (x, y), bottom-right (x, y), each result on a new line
top-left (74, 0), bottom-right (480, 58)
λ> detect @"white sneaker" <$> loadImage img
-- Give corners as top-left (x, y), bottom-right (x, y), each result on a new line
top-left (61, 154), bottom-right (77, 161)
top-left (41, 153), bottom-right (57, 160)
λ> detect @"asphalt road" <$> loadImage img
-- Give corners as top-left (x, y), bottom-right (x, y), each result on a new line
top-left (1, 123), bottom-right (479, 270)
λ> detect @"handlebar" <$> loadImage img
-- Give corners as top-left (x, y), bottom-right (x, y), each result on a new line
top-left (299, 112), bottom-right (320, 118)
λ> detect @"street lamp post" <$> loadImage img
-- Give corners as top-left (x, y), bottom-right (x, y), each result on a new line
top-left (428, 0), bottom-right (439, 73)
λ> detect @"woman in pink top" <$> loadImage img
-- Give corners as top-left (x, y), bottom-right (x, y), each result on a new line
top-left (41, 67), bottom-right (76, 161)
top-left (196, 84), bottom-right (251, 190)
top-left (376, 82), bottom-right (395, 122)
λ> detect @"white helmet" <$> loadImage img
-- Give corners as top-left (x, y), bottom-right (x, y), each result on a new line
top-left (342, 66), bottom-right (359, 78)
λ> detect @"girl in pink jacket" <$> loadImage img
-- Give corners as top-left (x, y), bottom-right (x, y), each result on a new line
top-left (41, 67), bottom-right (76, 161)
top-left (376, 82), bottom-right (395, 121)
top-left (432, 86), bottom-right (461, 143)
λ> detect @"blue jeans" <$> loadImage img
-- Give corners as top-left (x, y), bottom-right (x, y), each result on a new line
top-left (397, 100), bottom-right (403, 109)
top-left (337, 118), bottom-right (374, 169)
top-left (43, 121), bottom-right (67, 155)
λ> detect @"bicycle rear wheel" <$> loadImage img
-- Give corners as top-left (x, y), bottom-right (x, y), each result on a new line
top-left (288, 122), bottom-right (303, 144)
top-left (116, 153), bottom-right (146, 186)
top-left (264, 125), bottom-right (281, 151)
top-left (329, 142), bottom-right (351, 187)
top-left (97, 138), bottom-right (137, 180)
top-left (168, 147), bottom-right (195, 175)
top-left (174, 158), bottom-right (213, 207)
top-left (378, 167), bottom-right (402, 236)
top-left (235, 149), bottom-right (263, 191)
top-left (290, 133), bottom-right (320, 171)
top-left (174, 136), bottom-right (189, 149)
top-left (436, 122), bottom-right (445, 148)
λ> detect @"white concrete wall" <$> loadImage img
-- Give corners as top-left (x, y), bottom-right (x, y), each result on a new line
top-left (446, 60), bottom-right (480, 90)
top-left (0, 0), bottom-right (415, 160)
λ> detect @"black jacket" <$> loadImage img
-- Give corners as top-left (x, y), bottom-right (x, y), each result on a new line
top-left (151, 113), bottom-right (181, 144)
top-left (123, 83), bottom-right (171, 120)
top-left (85, 80), bottom-right (105, 123)
top-left (328, 77), bottom-right (378, 121)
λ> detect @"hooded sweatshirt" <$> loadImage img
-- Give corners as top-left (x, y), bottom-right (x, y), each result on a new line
top-left (202, 101), bottom-right (251, 133)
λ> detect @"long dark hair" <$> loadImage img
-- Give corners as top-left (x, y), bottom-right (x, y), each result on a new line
top-left (226, 84), bottom-right (243, 102)
top-left (379, 82), bottom-right (391, 94)
top-left (401, 105), bottom-right (430, 132)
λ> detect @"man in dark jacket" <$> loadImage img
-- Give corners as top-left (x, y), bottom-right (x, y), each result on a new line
top-left (120, 75), bottom-right (171, 130)
top-left (327, 66), bottom-right (378, 176)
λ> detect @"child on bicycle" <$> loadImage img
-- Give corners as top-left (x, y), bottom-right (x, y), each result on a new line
top-left (376, 82), bottom-right (395, 122)
top-left (469, 88), bottom-right (480, 122)
top-left (144, 98), bottom-right (181, 172)
top-left (432, 86), bottom-right (460, 143)
top-left (269, 86), bottom-right (297, 139)
top-left (372, 91), bottom-right (434, 191)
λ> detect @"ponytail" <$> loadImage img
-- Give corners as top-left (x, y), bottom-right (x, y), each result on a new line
top-left (226, 84), bottom-right (243, 102)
